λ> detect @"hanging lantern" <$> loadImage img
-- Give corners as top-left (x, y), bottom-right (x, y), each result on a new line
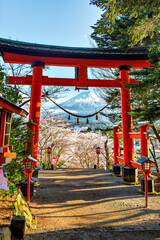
top-left (96, 114), bottom-right (98, 120)
top-left (77, 118), bottom-right (79, 124)
top-left (86, 118), bottom-right (89, 124)
top-left (68, 114), bottom-right (70, 120)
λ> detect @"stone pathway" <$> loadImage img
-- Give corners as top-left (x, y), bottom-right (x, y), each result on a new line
top-left (25, 169), bottom-right (160, 239)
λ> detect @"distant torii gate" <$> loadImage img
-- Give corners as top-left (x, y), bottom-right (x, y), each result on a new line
top-left (0, 38), bottom-right (151, 175)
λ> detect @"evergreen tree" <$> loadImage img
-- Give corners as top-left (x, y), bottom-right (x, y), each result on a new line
top-left (9, 117), bottom-right (32, 160)
top-left (91, 14), bottom-right (151, 49)
top-left (90, 0), bottom-right (160, 49)
top-left (0, 64), bottom-right (22, 104)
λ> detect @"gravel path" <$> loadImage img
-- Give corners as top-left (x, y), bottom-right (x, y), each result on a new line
top-left (25, 168), bottom-right (160, 240)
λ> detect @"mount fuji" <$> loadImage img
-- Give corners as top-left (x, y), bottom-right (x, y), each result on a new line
top-left (48, 91), bottom-right (110, 124)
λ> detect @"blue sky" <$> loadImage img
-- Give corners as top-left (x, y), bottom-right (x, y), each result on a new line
top-left (1, 0), bottom-right (101, 47)
top-left (1, 0), bottom-right (102, 101)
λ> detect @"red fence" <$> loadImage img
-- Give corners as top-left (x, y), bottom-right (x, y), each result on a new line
top-left (113, 124), bottom-right (149, 169)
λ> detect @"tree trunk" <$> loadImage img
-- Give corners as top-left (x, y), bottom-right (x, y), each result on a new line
top-left (149, 138), bottom-right (159, 173)
top-left (39, 149), bottom-right (43, 165)
top-left (104, 139), bottom-right (110, 170)
top-left (150, 125), bottom-right (160, 143)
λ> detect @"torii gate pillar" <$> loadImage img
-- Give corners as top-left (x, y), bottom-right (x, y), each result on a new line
top-left (29, 61), bottom-right (45, 159)
top-left (119, 65), bottom-right (138, 183)
top-left (119, 65), bottom-right (134, 166)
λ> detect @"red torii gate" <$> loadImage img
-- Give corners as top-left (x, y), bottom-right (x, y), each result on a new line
top-left (0, 38), bottom-right (151, 178)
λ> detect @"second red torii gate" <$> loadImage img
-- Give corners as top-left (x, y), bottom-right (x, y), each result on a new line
top-left (0, 38), bottom-right (151, 165)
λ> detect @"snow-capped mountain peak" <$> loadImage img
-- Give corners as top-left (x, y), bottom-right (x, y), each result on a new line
top-left (47, 90), bottom-right (109, 124)
top-left (50, 91), bottom-right (104, 114)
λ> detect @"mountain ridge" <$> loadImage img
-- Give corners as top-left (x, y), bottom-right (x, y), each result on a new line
top-left (48, 91), bottom-right (110, 124)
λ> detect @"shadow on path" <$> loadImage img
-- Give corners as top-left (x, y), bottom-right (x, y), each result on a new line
top-left (25, 168), bottom-right (160, 239)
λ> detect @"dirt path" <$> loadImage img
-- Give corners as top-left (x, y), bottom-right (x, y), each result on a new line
top-left (25, 169), bottom-right (160, 240)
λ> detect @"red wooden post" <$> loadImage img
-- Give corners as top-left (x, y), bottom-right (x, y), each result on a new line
top-left (140, 124), bottom-right (149, 157)
top-left (21, 156), bottom-right (37, 205)
top-left (0, 110), bottom-right (6, 147)
top-left (27, 173), bottom-right (30, 205)
top-left (137, 157), bottom-right (154, 207)
top-left (79, 66), bottom-right (87, 85)
top-left (29, 61), bottom-right (45, 159)
top-left (119, 65), bottom-right (134, 166)
top-left (113, 126), bottom-right (120, 165)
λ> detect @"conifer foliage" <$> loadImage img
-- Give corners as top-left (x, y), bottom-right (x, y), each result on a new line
top-left (90, 0), bottom-right (160, 125)
top-left (90, 0), bottom-right (160, 49)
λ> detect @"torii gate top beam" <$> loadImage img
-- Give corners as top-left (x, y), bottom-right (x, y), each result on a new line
top-left (0, 38), bottom-right (152, 69)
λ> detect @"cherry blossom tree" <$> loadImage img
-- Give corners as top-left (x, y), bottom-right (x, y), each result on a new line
top-left (38, 116), bottom-right (73, 166)
top-left (38, 116), bottom-right (114, 169)
top-left (69, 131), bottom-right (111, 169)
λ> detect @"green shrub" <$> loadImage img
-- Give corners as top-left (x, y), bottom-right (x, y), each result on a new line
top-left (55, 163), bottom-right (63, 168)
top-left (0, 159), bottom-right (27, 198)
